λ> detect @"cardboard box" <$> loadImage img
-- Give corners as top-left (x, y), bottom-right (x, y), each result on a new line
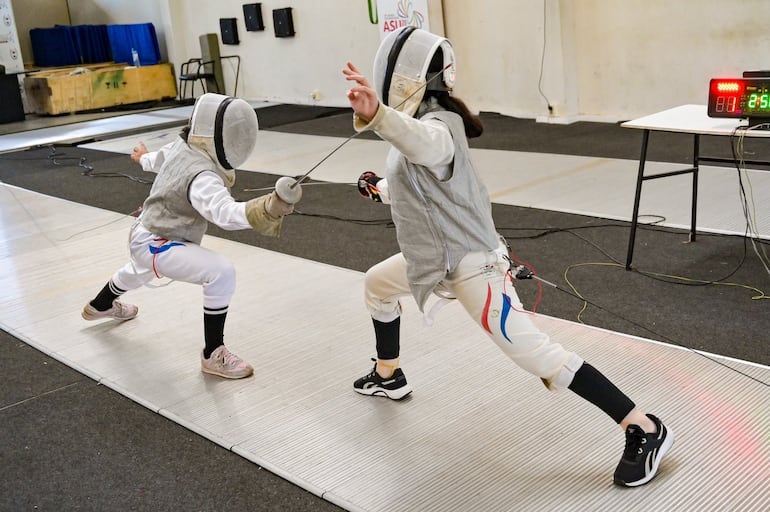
top-left (24, 63), bottom-right (177, 115)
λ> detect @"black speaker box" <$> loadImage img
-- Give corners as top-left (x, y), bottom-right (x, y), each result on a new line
top-left (273, 7), bottom-right (295, 38)
top-left (219, 18), bottom-right (239, 45)
top-left (0, 74), bottom-right (25, 124)
top-left (243, 3), bottom-right (264, 31)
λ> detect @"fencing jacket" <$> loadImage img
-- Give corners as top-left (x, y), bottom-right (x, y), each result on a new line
top-left (358, 101), bottom-right (499, 310)
top-left (140, 138), bottom-right (237, 244)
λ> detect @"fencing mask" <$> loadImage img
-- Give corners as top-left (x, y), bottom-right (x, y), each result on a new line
top-left (373, 26), bottom-right (456, 117)
top-left (188, 93), bottom-right (258, 178)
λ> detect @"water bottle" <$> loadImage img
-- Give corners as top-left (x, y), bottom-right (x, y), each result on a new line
top-left (131, 48), bottom-right (140, 67)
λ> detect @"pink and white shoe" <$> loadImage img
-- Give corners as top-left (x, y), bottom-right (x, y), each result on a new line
top-left (201, 345), bottom-right (254, 379)
top-left (82, 300), bottom-right (138, 321)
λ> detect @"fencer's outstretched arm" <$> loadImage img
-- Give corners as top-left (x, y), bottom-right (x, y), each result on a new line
top-left (188, 171), bottom-right (300, 237)
top-left (358, 106), bottom-right (453, 172)
top-left (344, 61), bottom-right (453, 176)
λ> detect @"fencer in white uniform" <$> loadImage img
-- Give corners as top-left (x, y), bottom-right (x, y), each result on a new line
top-left (82, 93), bottom-right (301, 379)
top-left (344, 26), bottom-right (673, 487)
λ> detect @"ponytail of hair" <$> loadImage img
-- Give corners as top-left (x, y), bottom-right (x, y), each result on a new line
top-left (431, 91), bottom-right (484, 139)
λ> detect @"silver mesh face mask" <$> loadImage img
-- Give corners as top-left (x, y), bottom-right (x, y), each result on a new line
top-left (373, 27), bottom-right (456, 117)
top-left (188, 93), bottom-right (259, 172)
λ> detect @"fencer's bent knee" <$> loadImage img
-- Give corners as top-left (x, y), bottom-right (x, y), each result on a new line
top-left (204, 254), bottom-right (237, 299)
top-left (492, 331), bottom-right (583, 392)
top-left (112, 263), bottom-right (154, 291)
top-left (364, 266), bottom-right (402, 322)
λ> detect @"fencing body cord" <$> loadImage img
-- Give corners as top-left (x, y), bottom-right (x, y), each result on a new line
top-left (509, 257), bottom-right (769, 388)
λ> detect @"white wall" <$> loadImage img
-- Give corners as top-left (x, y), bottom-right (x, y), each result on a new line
top-left (443, 0), bottom-right (566, 119)
top-left (566, 0), bottom-right (770, 121)
top-left (159, 0), bottom-right (383, 105)
top-left (20, 0), bottom-right (770, 122)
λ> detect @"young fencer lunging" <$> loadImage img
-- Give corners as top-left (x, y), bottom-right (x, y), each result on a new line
top-left (343, 26), bottom-right (673, 487)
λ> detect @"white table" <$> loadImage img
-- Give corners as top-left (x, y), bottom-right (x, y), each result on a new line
top-left (620, 104), bottom-right (770, 269)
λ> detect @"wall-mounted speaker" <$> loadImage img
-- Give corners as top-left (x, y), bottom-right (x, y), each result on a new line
top-left (243, 3), bottom-right (265, 31)
top-left (219, 18), bottom-right (239, 45)
top-left (273, 8), bottom-right (295, 38)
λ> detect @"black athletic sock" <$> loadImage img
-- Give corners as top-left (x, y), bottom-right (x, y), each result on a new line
top-left (89, 280), bottom-right (126, 311)
top-left (203, 309), bottom-right (228, 359)
top-left (374, 317), bottom-right (400, 360)
top-left (568, 362), bottom-right (636, 424)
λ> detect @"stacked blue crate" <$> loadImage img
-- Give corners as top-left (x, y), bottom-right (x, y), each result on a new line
top-left (107, 23), bottom-right (161, 66)
top-left (30, 23), bottom-right (160, 68)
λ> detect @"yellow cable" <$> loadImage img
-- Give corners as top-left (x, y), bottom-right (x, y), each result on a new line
top-left (563, 261), bottom-right (769, 323)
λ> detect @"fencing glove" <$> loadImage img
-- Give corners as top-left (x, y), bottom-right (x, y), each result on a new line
top-left (266, 191), bottom-right (294, 217)
top-left (245, 194), bottom-right (282, 237)
top-left (244, 177), bottom-right (302, 237)
top-left (358, 171), bottom-right (384, 202)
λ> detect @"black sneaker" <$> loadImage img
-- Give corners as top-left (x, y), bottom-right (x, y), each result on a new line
top-left (613, 414), bottom-right (674, 487)
top-left (353, 360), bottom-right (412, 400)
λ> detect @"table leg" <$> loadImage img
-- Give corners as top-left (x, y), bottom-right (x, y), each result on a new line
top-left (690, 134), bottom-right (699, 242)
top-left (625, 129), bottom-right (650, 270)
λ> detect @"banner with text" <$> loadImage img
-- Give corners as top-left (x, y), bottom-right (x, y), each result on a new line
top-left (376, 0), bottom-right (430, 40)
